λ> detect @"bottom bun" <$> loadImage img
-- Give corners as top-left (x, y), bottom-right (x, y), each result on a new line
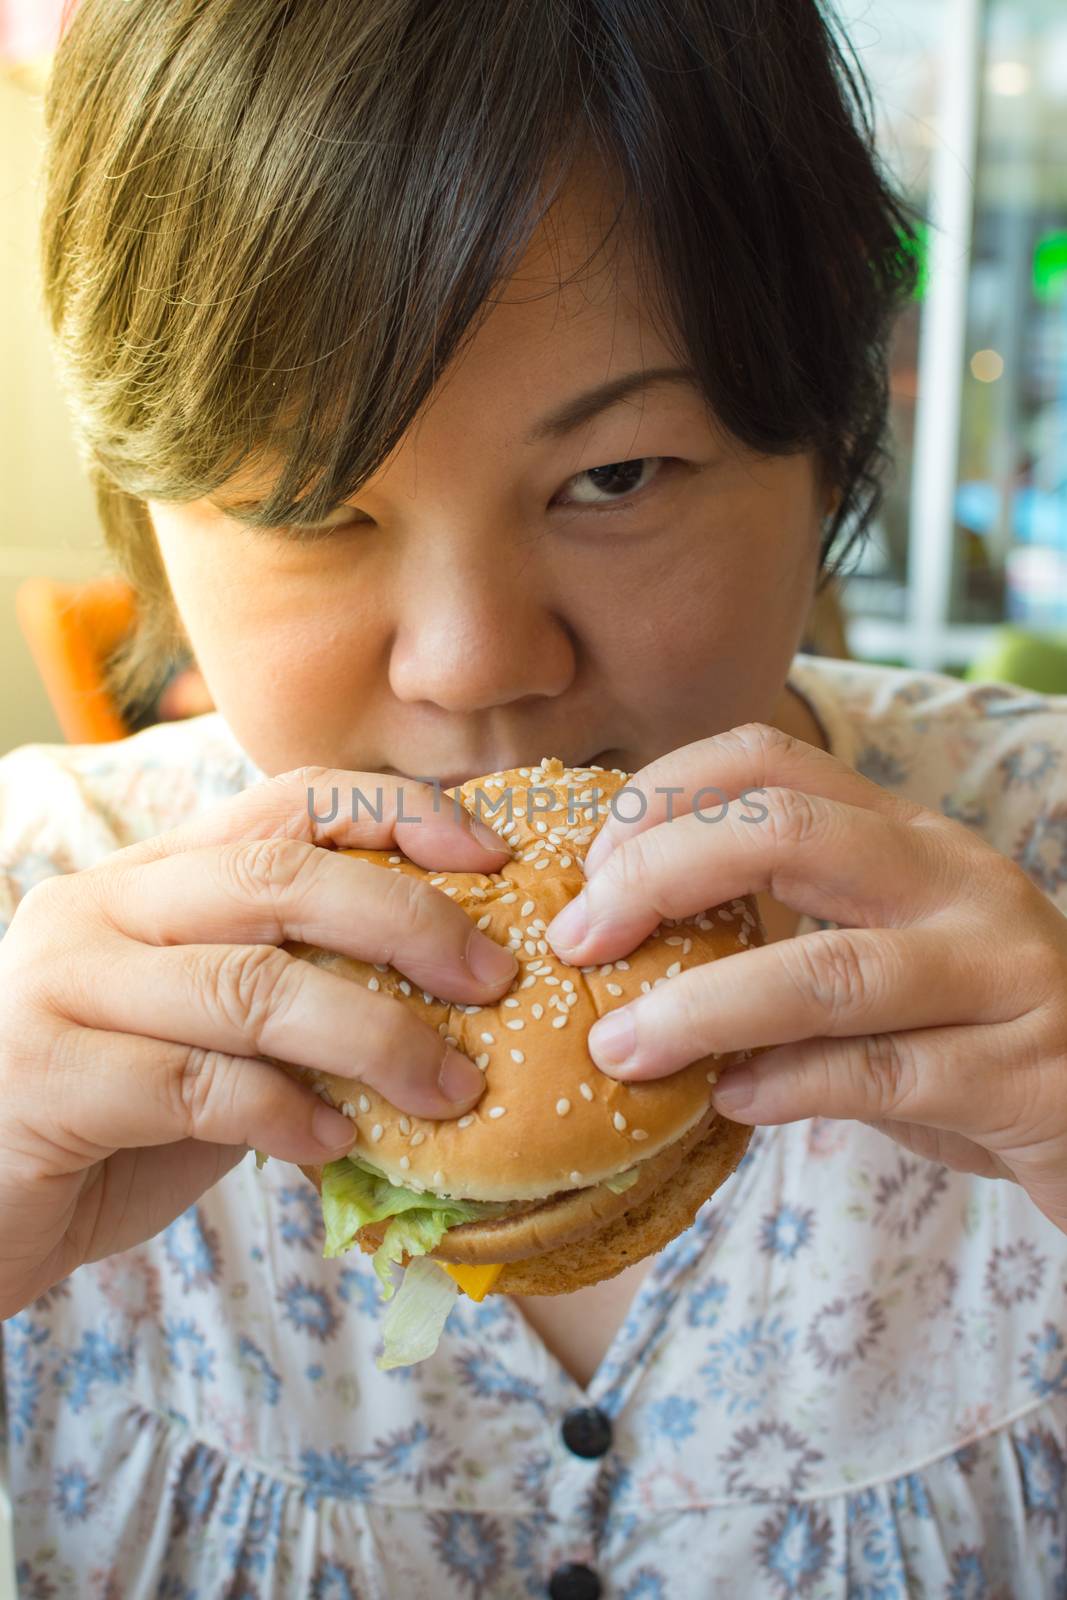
top-left (491, 1114), bottom-right (751, 1296)
top-left (298, 1111), bottom-right (751, 1298)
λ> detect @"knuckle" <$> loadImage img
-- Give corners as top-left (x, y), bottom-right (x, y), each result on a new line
top-left (173, 1046), bottom-right (233, 1133)
top-left (226, 837), bottom-right (323, 904)
top-left (782, 930), bottom-right (886, 1019)
top-left (201, 943), bottom-right (300, 1051)
top-left (721, 721), bottom-right (799, 767)
top-left (760, 785), bottom-right (824, 852)
top-left (855, 1030), bottom-right (917, 1116)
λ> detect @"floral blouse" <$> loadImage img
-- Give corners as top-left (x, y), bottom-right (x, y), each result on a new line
top-left (2, 654), bottom-right (1067, 1599)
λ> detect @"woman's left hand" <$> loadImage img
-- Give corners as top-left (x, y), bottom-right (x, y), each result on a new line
top-left (545, 722), bottom-right (1067, 1235)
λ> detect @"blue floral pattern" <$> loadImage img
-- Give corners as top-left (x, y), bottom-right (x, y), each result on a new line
top-left (2, 667), bottom-right (1067, 1595)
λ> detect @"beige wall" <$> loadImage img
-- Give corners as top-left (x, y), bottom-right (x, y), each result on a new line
top-left (0, 73), bottom-right (110, 757)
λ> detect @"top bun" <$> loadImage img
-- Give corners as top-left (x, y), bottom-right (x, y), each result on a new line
top-left (281, 756), bottom-right (763, 1202)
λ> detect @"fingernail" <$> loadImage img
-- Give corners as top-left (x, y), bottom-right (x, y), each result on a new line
top-left (312, 1103), bottom-right (358, 1150)
top-left (439, 1048), bottom-right (486, 1103)
top-left (547, 892), bottom-right (588, 952)
top-left (467, 930), bottom-right (519, 985)
top-left (589, 1007), bottom-right (636, 1070)
top-left (467, 813), bottom-right (511, 854)
top-left (711, 1066), bottom-right (754, 1112)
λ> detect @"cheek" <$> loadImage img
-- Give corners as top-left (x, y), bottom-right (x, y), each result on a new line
top-left (152, 516), bottom-right (384, 759)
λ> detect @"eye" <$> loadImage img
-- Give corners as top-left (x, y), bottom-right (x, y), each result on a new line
top-left (556, 456), bottom-right (670, 511)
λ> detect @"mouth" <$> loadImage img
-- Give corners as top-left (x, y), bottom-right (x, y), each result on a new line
top-left (384, 753), bottom-right (610, 790)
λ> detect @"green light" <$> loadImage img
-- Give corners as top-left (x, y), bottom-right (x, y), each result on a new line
top-left (1033, 232), bottom-right (1067, 303)
top-left (893, 222), bottom-right (930, 302)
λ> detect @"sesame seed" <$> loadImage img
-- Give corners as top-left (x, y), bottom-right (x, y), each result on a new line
top-left (399, 1155), bottom-right (411, 1170)
top-left (445, 1035), bottom-right (458, 1047)
top-left (477, 913), bottom-right (492, 930)
top-left (430, 875), bottom-right (448, 886)
top-left (683, 939), bottom-right (692, 955)
top-left (503, 998), bottom-right (520, 1008)
top-left (358, 1093), bottom-right (371, 1115)
top-left (368, 977), bottom-right (380, 992)
top-left (560, 855), bottom-right (571, 867)
top-left (433, 1170), bottom-right (444, 1187)
top-left (666, 961), bottom-right (682, 978)
top-left (579, 1081), bottom-right (594, 1101)
top-left (521, 899), bottom-right (536, 916)
top-left (640, 980), bottom-right (652, 994)
top-left (613, 1111), bottom-right (628, 1132)
top-left (521, 975), bottom-right (537, 989)
top-left (410, 1130), bottom-right (426, 1147)
top-left (399, 1116), bottom-right (411, 1135)
top-left (488, 1106), bottom-right (507, 1119)
top-left (480, 1032), bottom-right (495, 1044)
top-left (505, 1019), bottom-right (525, 1030)
top-left (537, 939), bottom-right (548, 954)
top-left (443, 887), bottom-right (459, 898)
top-left (615, 959), bottom-right (630, 971)
top-left (598, 964), bottom-right (614, 977)
top-left (389, 855), bottom-right (402, 864)
top-left (632, 1128), bottom-right (649, 1141)
top-left (666, 936), bottom-right (683, 946)
top-left (500, 891), bottom-right (518, 903)
top-left (371, 1124), bottom-right (383, 1142)
top-left (717, 908), bottom-right (733, 921)
top-left (606, 982), bottom-right (623, 996)
top-left (423, 991), bottom-right (433, 1004)
top-left (552, 1014), bottom-right (568, 1028)
top-left (565, 993), bottom-right (577, 1007)
top-left (570, 1170), bottom-right (583, 1184)
top-left (399, 980), bottom-right (412, 996)
top-left (556, 1098), bottom-right (571, 1115)
top-left (545, 975), bottom-right (561, 986)
top-left (457, 1115), bottom-right (475, 1128)
top-left (535, 858), bottom-right (550, 869)
top-left (475, 1054), bottom-right (490, 1069)
top-left (706, 1068), bottom-right (719, 1083)
top-left (532, 1003), bottom-right (544, 1020)
top-left (524, 940), bottom-right (537, 955)
top-left (510, 1049), bottom-right (525, 1064)
top-left (562, 979), bottom-right (575, 992)
top-left (341, 1101), bottom-right (355, 1118)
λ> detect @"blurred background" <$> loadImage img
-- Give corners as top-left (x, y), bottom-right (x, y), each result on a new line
top-left (2, 0), bottom-right (1067, 758)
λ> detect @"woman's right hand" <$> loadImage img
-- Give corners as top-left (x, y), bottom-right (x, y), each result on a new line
top-left (0, 765), bottom-right (517, 1318)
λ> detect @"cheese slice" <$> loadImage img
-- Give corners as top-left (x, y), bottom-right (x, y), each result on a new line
top-left (436, 1260), bottom-right (505, 1301)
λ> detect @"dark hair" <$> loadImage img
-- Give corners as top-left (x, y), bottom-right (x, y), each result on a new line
top-left (41, 0), bottom-right (921, 707)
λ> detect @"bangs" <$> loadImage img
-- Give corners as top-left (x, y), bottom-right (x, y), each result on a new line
top-left (42, 0), bottom-right (919, 548)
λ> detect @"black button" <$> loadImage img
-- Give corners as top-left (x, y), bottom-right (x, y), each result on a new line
top-left (561, 1405), bottom-right (613, 1459)
top-left (548, 1562), bottom-right (602, 1600)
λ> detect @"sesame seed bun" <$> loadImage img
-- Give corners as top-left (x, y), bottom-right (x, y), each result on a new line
top-left (273, 756), bottom-right (762, 1209)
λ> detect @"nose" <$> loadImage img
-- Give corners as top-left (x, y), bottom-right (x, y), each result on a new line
top-left (387, 565), bottom-right (576, 714)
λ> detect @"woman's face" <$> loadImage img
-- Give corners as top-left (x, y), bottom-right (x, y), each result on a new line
top-left (148, 170), bottom-right (830, 785)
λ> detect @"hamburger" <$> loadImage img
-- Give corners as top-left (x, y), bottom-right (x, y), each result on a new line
top-left (263, 755), bottom-right (763, 1366)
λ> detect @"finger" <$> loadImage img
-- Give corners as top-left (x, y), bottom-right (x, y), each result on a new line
top-left (584, 925), bottom-right (1020, 1079)
top-left (582, 720), bottom-right (922, 878)
top-left (105, 765), bottom-right (514, 872)
top-left (13, 1021), bottom-right (360, 1170)
top-left (707, 1015), bottom-right (1036, 1141)
top-left (57, 933), bottom-right (487, 1118)
top-left (548, 785), bottom-right (981, 964)
top-left (81, 839), bottom-right (519, 1001)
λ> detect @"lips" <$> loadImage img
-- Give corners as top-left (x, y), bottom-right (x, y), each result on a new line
top-left (385, 753), bottom-right (608, 789)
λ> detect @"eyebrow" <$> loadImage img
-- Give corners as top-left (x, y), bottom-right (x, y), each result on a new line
top-left (524, 364), bottom-right (701, 443)
top-left (213, 364), bottom-right (701, 522)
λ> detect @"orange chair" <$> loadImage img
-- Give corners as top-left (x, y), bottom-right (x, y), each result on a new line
top-left (15, 574), bottom-right (137, 742)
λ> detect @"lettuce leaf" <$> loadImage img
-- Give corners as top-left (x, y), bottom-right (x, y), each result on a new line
top-left (254, 1150), bottom-right (269, 1171)
top-left (319, 1156), bottom-right (512, 1298)
top-left (377, 1256), bottom-right (460, 1371)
